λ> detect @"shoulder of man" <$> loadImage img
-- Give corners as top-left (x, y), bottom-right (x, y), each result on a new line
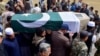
top-left (71, 41), bottom-right (82, 55)
top-left (72, 41), bottom-right (87, 55)
top-left (72, 41), bottom-right (87, 51)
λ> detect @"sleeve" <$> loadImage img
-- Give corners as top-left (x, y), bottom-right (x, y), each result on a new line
top-left (64, 37), bottom-right (72, 48)
top-left (92, 35), bottom-right (97, 43)
top-left (77, 43), bottom-right (87, 56)
top-left (72, 42), bottom-right (82, 56)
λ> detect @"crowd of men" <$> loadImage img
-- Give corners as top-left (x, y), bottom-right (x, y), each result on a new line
top-left (0, 0), bottom-right (100, 56)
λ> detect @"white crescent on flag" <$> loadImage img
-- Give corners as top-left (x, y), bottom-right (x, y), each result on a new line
top-left (17, 13), bottom-right (50, 28)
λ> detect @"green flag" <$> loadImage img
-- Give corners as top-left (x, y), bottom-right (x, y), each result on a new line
top-left (11, 12), bottom-right (80, 33)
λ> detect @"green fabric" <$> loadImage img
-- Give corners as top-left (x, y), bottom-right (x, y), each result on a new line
top-left (11, 12), bottom-right (63, 32)
top-left (43, 12), bottom-right (62, 31)
top-left (12, 13), bottom-right (43, 21)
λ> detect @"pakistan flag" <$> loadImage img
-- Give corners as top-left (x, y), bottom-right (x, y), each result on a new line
top-left (11, 12), bottom-right (80, 33)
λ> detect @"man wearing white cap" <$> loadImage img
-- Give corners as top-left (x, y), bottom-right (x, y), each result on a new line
top-left (85, 21), bottom-right (97, 56)
top-left (3, 27), bottom-right (21, 56)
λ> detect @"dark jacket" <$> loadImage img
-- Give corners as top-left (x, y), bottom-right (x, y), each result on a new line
top-left (0, 44), bottom-right (8, 56)
top-left (16, 33), bottom-right (33, 56)
top-left (80, 8), bottom-right (89, 15)
top-left (51, 31), bottom-right (71, 56)
top-left (85, 31), bottom-right (93, 55)
top-left (3, 38), bottom-right (21, 56)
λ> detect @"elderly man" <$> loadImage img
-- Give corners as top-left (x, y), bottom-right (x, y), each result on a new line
top-left (51, 24), bottom-right (72, 56)
top-left (38, 43), bottom-right (51, 56)
top-left (3, 27), bottom-right (21, 56)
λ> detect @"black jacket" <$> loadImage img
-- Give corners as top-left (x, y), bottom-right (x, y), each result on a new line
top-left (0, 44), bottom-right (8, 56)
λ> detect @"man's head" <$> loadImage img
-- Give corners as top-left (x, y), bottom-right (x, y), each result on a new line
top-left (35, 27), bottom-right (46, 37)
top-left (60, 24), bottom-right (70, 34)
top-left (87, 21), bottom-right (95, 32)
top-left (95, 10), bottom-right (98, 14)
top-left (82, 3), bottom-right (87, 8)
top-left (80, 31), bottom-right (89, 41)
top-left (38, 43), bottom-right (51, 56)
top-left (35, 4), bottom-right (38, 7)
top-left (5, 27), bottom-right (15, 39)
top-left (90, 6), bottom-right (94, 11)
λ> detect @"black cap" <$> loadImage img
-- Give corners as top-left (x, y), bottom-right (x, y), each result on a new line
top-left (80, 31), bottom-right (89, 39)
top-left (61, 24), bottom-right (70, 31)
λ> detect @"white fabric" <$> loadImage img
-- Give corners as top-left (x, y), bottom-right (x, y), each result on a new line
top-left (0, 24), bottom-right (3, 30)
top-left (31, 7), bottom-right (41, 13)
top-left (89, 10), bottom-right (94, 18)
top-left (89, 35), bottom-right (97, 56)
top-left (59, 12), bottom-right (80, 33)
top-left (39, 43), bottom-right (50, 49)
top-left (48, 9), bottom-right (53, 12)
top-left (66, 3), bottom-right (71, 11)
top-left (88, 21), bottom-right (95, 27)
top-left (18, 13), bottom-right (50, 28)
top-left (89, 15), bottom-right (94, 19)
top-left (2, 11), bottom-right (15, 17)
top-left (76, 2), bottom-right (83, 7)
top-left (5, 27), bottom-right (14, 35)
top-left (92, 35), bottom-right (97, 43)
top-left (0, 32), bottom-right (2, 36)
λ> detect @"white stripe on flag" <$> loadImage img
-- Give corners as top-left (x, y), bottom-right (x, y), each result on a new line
top-left (17, 13), bottom-right (50, 28)
top-left (58, 12), bottom-right (80, 33)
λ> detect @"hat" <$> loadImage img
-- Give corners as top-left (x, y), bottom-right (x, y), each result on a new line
top-left (87, 21), bottom-right (95, 27)
top-left (0, 32), bottom-right (2, 36)
top-left (61, 24), bottom-right (70, 30)
top-left (80, 31), bottom-right (89, 39)
top-left (5, 27), bottom-right (14, 35)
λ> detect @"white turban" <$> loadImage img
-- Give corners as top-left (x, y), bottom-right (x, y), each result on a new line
top-left (88, 21), bottom-right (95, 27)
top-left (5, 27), bottom-right (14, 35)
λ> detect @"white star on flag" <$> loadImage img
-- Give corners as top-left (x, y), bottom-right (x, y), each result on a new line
top-left (22, 14), bottom-right (31, 16)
